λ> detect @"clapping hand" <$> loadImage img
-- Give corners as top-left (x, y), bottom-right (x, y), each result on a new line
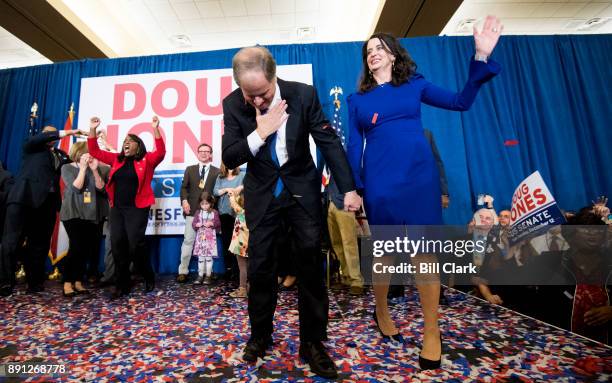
top-left (78, 153), bottom-right (90, 169)
top-left (592, 196), bottom-right (609, 219)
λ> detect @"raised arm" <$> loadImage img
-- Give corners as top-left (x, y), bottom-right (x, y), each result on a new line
top-left (87, 117), bottom-right (119, 165)
top-left (147, 116), bottom-right (166, 167)
top-left (421, 15), bottom-right (503, 111)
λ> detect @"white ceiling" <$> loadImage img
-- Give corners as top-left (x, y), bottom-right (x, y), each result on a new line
top-left (0, 1), bottom-right (611, 69)
top-left (0, 26), bottom-right (52, 69)
top-left (441, 0), bottom-right (612, 35)
top-left (50, 0), bottom-right (384, 57)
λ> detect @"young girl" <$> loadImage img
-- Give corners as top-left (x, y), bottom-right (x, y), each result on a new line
top-left (228, 191), bottom-right (249, 298)
top-left (192, 192), bottom-right (221, 285)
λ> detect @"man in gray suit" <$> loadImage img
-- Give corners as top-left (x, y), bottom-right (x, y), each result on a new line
top-left (176, 143), bottom-right (220, 282)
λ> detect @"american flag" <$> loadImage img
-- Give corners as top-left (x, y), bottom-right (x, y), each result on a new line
top-left (49, 103), bottom-right (75, 266)
top-left (329, 86), bottom-right (345, 147)
top-left (322, 86), bottom-right (345, 189)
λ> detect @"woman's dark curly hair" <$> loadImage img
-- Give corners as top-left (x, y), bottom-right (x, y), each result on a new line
top-left (118, 134), bottom-right (147, 161)
top-left (358, 33), bottom-right (417, 93)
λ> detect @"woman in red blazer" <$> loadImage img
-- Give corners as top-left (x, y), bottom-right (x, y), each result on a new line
top-left (88, 116), bottom-right (166, 298)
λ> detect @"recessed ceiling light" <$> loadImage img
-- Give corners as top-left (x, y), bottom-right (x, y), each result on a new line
top-left (296, 27), bottom-right (315, 40)
top-left (577, 17), bottom-right (611, 31)
top-left (170, 34), bottom-right (192, 47)
top-left (456, 18), bottom-right (477, 33)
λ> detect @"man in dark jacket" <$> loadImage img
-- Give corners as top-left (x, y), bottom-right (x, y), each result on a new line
top-left (0, 127), bottom-right (78, 296)
top-left (222, 46), bottom-right (361, 379)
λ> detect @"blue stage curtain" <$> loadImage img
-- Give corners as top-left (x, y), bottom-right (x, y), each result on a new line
top-left (1, 35), bottom-right (610, 273)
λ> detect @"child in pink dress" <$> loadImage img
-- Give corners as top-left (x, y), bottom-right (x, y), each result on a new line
top-left (192, 192), bottom-right (221, 285)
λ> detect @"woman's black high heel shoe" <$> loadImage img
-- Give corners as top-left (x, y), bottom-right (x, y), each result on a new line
top-left (372, 311), bottom-right (404, 343)
top-left (418, 335), bottom-right (442, 370)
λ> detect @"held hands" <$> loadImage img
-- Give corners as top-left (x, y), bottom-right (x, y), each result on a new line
top-left (474, 15), bottom-right (503, 58)
top-left (584, 306), bottom-right (612, 326)
top-left (67, 130), bottom-right (85, 137)
top-left (343, 190), bottom-right (362, 212)
top-left (182, 200), bottom-right (191, 215)
top-left (228, 187), bottom-right (240, 197)
top-left (255, 100), bottom-right (288, 141)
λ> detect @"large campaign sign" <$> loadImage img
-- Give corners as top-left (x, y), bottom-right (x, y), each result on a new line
top-left (78, 65), bottom-right (313, 234)
top-left (508, 171), bottom-right (566, 245)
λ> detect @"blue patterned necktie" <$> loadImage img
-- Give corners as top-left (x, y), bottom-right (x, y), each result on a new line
top-left (262, 107), bottom-right (284, 197)
top-left (269, 132), bottom-right (284, 197)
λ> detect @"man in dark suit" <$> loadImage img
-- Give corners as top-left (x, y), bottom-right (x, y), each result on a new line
top-left (222, 46), bottom-right (361, 379)
top-left (0, 126), bottom-right (79, 296)
top-left (423, 129), bottom-right (449, 208)
top-left (0, 161), bottom-right (14, 242)
top-left (177, 143), bottom-right (220, 282)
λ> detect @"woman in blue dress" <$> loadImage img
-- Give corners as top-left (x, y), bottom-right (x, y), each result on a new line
top-left (347, 15), bottom-right (503, 369)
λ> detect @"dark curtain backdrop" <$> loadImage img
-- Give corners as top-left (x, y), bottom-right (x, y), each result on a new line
top-left (1, 35), bottom-right (610, 273)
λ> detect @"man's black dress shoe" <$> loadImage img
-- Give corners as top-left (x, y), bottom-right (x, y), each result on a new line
top-left (299, 341), bottom-right (338, 379)
top-left (0, 284), bottom-right (14, 297)
top-left (243, 337), bottom-right (272, 362)
top-left (26, 284), bottom-right (44, 294)
top-left (144, 279), bottom-right (155, 293)
top-left (109, 287), bottom-right (130, 300)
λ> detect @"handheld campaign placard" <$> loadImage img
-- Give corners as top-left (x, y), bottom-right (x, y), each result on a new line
top-left (508, 171), bottom-right (566, 246)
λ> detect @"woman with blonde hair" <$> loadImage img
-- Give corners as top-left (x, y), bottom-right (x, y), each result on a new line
top-left (59, 141), bottom-right (109, 297)
top-left (213, 162), bottom-right (245, 280)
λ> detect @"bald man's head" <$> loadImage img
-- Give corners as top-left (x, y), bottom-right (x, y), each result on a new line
top-left (232, 46), bottom-right (276, 86)
top-left (41, 126), bottom-right (59, 147)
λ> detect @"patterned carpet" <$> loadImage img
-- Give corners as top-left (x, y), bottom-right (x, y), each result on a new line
top-left (0, 278), bottom-right (610, 382)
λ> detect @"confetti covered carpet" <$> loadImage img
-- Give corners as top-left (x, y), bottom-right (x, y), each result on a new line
top-left (1, 278), bottom-right (611, 382)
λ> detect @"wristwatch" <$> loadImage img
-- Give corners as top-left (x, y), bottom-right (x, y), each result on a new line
top-left (475, 53), bottom-right (488, 63)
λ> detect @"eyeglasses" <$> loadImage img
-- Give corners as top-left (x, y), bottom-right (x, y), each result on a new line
top-left (198, 150), bottom-right (212, 154)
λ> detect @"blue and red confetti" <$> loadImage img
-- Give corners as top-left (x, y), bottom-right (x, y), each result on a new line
top-left (1, 280), bottom-right (610, 382)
